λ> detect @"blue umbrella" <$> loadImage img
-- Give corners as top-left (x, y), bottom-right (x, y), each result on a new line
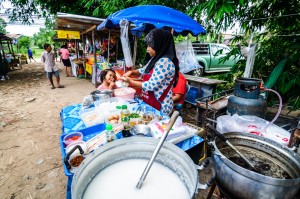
top-left (97, 5), bottom-right (206, 36)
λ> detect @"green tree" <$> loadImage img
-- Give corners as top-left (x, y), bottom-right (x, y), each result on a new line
top-left (18, 36), bottom-right (31, 49)
top-left (0, 18), bottom-right (7, 34)
top-left (33, 27), bottom-right (56, 49)
top-left (190, 0), bottom-right (300, 108)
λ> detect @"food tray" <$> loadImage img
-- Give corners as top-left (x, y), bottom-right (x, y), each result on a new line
top-left (60, 123), bottom-right (106, 177)
top-left (80, 107), bottom-right (105, 127)
top-left (168, 123), bottom-right (204, 144)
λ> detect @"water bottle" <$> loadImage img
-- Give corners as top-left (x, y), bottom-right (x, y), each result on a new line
top-left (106, 124), bottom-right (115, 142)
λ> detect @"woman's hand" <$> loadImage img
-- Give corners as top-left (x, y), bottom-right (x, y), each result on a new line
top-left (123, 71), bottom-right (133, 77)
top-left (120, 76), bottom-right (131, 83)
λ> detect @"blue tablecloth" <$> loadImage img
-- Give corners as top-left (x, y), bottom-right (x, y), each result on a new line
top-left (60, 103), bottom-right (203, 151)
top-left (60, 102), bottom-right (203, 199)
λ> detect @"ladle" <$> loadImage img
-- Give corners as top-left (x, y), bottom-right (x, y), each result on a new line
top-left (136, 111), bottom-right (180, 189)
top-left (206, 123), bottom-right (257, 170)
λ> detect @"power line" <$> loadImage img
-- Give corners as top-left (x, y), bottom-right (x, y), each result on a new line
top-left (243, 13), bottom-right (300, 22)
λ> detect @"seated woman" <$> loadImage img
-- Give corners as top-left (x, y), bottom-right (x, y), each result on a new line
top-left (97, 69), bottom-right (118, 90)
top-left (122, 28), bottom-right (179, 116)
top-left (172, 72), bottom-right (187, 111)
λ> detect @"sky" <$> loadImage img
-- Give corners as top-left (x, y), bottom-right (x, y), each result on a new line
top-left (0, 0), bottom-right (45, 36)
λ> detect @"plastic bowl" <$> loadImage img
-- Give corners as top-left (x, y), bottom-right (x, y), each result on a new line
top-left (63, 132), bottom-right (83, 147)
top-left (114, 87), bottom-right (136, 100)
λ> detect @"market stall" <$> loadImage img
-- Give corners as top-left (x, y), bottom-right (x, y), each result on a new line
top-left (53, 13), bottom-right (108, 80)
top-left (0, 33), bottom-right (22, 71)
top-left (58, 6), bottom-right (211, 199)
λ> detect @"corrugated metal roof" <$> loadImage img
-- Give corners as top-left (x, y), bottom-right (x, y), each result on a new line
top-left (53, 12), bottom-right (105, 33)
top-left (5, 33), bottom-right (23, 39)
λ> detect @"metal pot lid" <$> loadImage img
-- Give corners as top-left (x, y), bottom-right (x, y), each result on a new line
top-left (91, 90), bottom-right (113, 95)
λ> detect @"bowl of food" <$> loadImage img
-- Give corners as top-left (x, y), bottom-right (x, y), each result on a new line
top-left (106, 113), bottom-right (120, 125)
top-left (129, 112), bottom-right (142, 127)
top-left (130, 124), bottom-right (151, 136)
top-left (63, 132), bottom-right (83, 147)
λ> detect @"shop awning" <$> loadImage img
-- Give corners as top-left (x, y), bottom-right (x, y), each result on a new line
top-left (97, 5), bottom-right (206, 36)
top-left (53, 12), bottom-right (106, 35)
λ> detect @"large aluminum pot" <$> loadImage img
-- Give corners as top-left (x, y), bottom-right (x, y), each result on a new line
top-left (212, 132), bottom-right (300, 199)
top-left (71, 137), bottom-right (199, 199)
top-left (90, 90), bottom-right (113, 101)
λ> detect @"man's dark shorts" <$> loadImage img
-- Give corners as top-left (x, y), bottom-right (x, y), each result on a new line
top-left (62, 59), bottom-right (71, 67)
top-left (46, 70), bottom-right (59, 78)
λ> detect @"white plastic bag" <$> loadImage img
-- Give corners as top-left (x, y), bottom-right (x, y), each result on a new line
top-left (175, 40), bottom-right (201, 73)
top-left (119, 19), bottom-right (133, 67)
top-left (82, 95), bottom-right (94, 109)
top-left (216, 114), bottom-right (290, 145)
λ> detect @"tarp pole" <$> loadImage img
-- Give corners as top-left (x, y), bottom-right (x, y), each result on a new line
top-left (133, 35), bottom-right (137, 67)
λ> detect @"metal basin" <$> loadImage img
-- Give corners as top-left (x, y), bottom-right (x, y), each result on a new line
top-left (71, 137), bottom-right (198, 198)
top-left (212, 132), bottom-right (300, 199)
top-left (90, 90), bottom-right (113, 101)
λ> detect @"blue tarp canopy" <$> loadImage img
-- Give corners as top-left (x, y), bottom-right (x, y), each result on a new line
top-left (97, 5), bottom-right (206, 36)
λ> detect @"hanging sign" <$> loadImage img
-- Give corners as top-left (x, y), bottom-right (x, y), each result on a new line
top-left (57, 30), bottom-right (80, 39)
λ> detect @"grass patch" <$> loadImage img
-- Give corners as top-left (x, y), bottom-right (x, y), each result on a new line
top-left (32, 46), bottom-right (44, 60)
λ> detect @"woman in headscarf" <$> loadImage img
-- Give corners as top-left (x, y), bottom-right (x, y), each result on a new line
top-left (122, 28), bottom-right (179, 116)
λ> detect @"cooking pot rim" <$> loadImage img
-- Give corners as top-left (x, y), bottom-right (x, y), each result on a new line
top-left (212, 131), bottom-right (300, 184)
top-left (72, 137), bottom-right (198, 198)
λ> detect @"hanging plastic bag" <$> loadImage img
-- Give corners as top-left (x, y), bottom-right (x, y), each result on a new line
top-left (175, 39), bottom-right (201, 73)
top-left (216, 114), bottom-right (290, 145)
top-left (119, 19), bottom-right (133, 67)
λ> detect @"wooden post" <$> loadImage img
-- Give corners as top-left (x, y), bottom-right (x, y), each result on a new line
top-left (243, 44), bottom-right (257, 78)
top-left (82, 34), bottom-right (87, 78)
top-left (92, 30), bottom-right (97, 87)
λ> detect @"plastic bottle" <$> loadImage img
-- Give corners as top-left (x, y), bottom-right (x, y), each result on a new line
top-left (106, 124), bottom-right (115, 142)
top-left (120, 105), bottom-right (130, 120)
top-left (120, 105), bottom-right (130, 130)
top-left (116, 105), bottom-right (122, 118)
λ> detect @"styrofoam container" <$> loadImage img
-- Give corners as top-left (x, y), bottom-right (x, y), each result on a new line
top-left (114, 87), bottom-right (136, 100)
top-left (80, 107), bottom-right (105, 127)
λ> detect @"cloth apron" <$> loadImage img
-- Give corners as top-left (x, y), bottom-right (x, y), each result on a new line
top-left (141, 68), bottom-right (174, 111)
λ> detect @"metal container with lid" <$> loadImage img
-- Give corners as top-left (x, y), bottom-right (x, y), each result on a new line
top-left (90, 90), bottom-right (113, 101)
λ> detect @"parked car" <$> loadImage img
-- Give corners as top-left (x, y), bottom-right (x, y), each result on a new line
top-left (188, 42), bottom-right (243, 76)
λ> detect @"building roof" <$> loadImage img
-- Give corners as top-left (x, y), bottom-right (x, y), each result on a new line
top-left (53, 12), bottom-right (106, 34)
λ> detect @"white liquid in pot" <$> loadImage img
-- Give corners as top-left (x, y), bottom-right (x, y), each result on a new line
top-left (83, 159), bottom-right (190, 199)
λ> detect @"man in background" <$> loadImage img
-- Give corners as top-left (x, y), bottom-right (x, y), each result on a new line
top-left (27, 47), bottom-right (36, 63)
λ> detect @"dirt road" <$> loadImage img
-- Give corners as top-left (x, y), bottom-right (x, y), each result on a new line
top-left (0, 62), bottom-right (95, 199)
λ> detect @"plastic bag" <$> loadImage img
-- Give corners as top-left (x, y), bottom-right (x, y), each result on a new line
top-left (119, 19), bottom-right (133, 67)
top-left (82, 95), bottom-right (94, 109)
top-left (175, 40), bottom-right (201, 73)
top-left (216, 114), bottom-right (290, 145)
top-left (148, 116), bottom-right (186, 140)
